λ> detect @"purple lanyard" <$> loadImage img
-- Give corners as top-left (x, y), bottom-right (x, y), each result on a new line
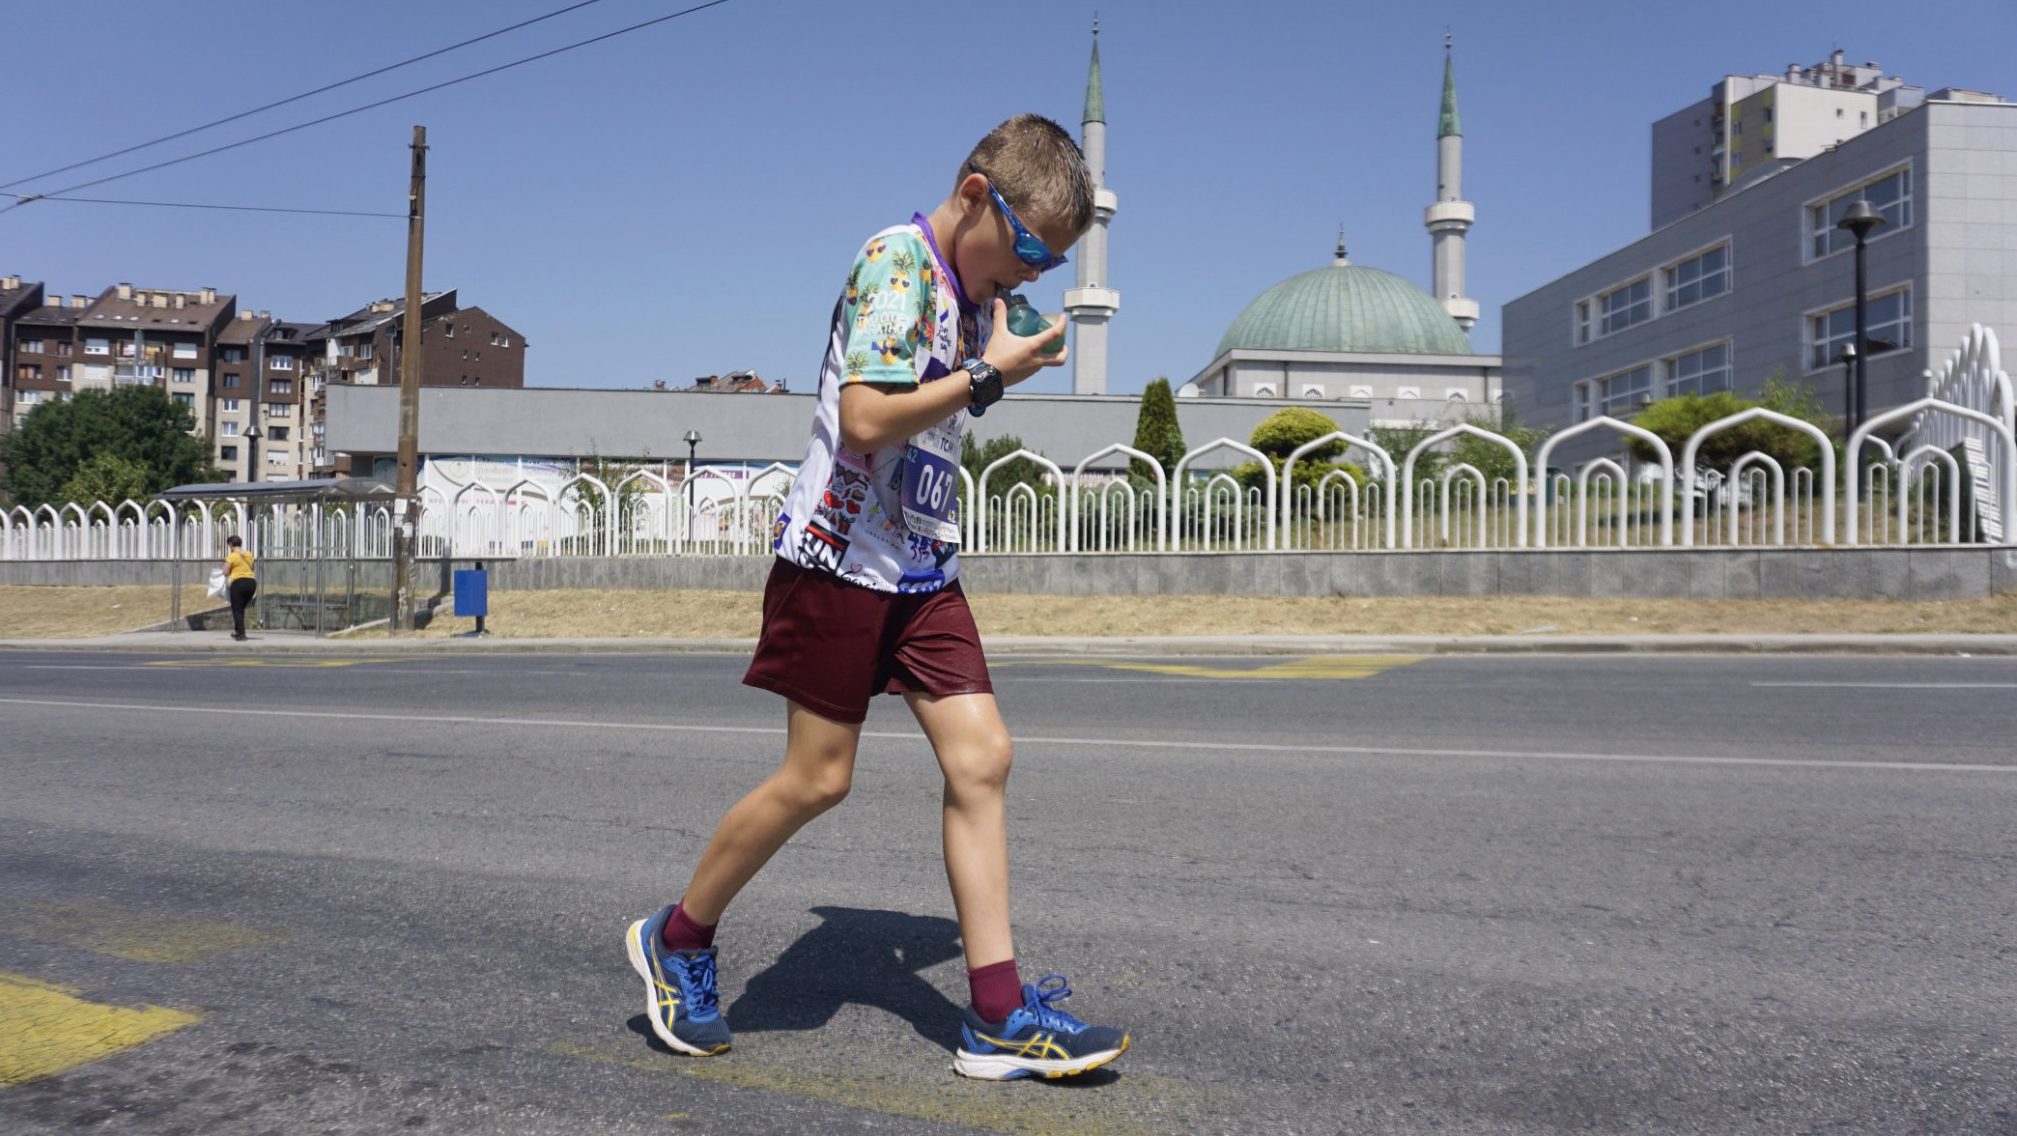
top-left (912, 213), bottom-right (984, 362)
top-left (911, 213), bottom-right (973, 312)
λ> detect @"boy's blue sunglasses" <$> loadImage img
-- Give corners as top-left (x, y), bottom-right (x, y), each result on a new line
top-left (968, 162), bottom-right (1067, 272)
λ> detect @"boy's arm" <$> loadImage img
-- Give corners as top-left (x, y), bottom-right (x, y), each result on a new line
top-left (838, 298), bottom-right (1068, 454)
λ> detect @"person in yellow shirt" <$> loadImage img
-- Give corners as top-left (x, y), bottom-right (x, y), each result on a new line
top-left (223, 535), bottom-right (257, 641)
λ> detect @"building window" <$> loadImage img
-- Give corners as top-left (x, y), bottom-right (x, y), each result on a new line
top-left (1599, 278), bottom-right (1653, 336)
top-left (223, 373), bottom-right (242, 389)
top-left (1664, 244), bottom-right (1730, 311)
top-left (19, 339), bottom-right (43, 355)
top-left (499, 335), bottom-right (510, 348)
top-left (17, 389), bottom-right (42, 407)
top-left (1809, 287), bottom-right (1912, 370)
top-left (54, 365), bottom-right (70, 383)
top-left (221, 421), bottom-right (240, 437)
top-left (269, 355), bottom-right (294, 371)
top-left (443, 322), bottom-right (454, 338)
top-left (15, 363), bottom-right (41, 382)
top-left (357, 342), bottom-right (373, 360)
top-left (268, 426), bottom-right (290, 441)
top-left (220, 446), bottom-right (238, 461)
top-left (1809, 166), bottom-right (1912, 259)
top-left (1572, 381), bottom-right (1594, 423)
top-left (222, 347), bottom-right (246, 364)
top-left (222, 398), bottom-right (241, 412)
top-left (489, 331), bottom-right (499, 346)
top-left (270, 379), bottom-right (293, 395)
top-left (1666, 342), bottom-right (1733, 396)
top-left (266, 402), bottom-right (292, 418)
top-left (268, 451), bottom-right (289, 467)
top-left (172, 367), bottom-right (195, 384)
top-left (172, 392), bottom-right (194, 410)
top-left (1599, 364), bottom-right (1656, 417)
top-left (1300, 384), bottom-right (1326, 399)
top-left (84, 337), bottom-right (110, 356)
top-left (1253, 383), bottom-right (1277, 398)
top-left (115, 340), bottom-right (135, 358)
top-left (53, 341), bottom-right (72, 357)
top-left (172, 342), bottom-right (197, 360)
top-left (1573, 300), bottom-right (1591, 345)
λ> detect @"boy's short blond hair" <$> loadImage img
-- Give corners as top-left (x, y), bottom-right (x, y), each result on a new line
top-left (959, 114), bottom-right (1094, 237)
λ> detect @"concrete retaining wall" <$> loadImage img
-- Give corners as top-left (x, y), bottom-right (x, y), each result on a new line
top-left (6, 548), bottom-right (2016, 600)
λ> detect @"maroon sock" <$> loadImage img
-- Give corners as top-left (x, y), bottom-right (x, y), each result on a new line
top-left (968, 959), bottom-right (1023, 1024)
top-left (659, 901), bottom-right (716, 953)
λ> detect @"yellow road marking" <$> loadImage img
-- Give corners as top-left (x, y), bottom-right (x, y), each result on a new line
top-left (549, 1037), bottom-right (1233, 1136)
top-left (1010, 655), bottom-right (1422, 680)
top-left (142, 658), bottom-right (397, 669)
top-left (0, 971), bottom-right (198, 1086)
top-left (4, 902), bottom-right (284, 964)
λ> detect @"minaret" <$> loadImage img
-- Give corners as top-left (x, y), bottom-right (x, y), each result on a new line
top-left (1065, 16), bottom-right (1120, 395)
top-left (1424, 34), bottom-right (1478, 333)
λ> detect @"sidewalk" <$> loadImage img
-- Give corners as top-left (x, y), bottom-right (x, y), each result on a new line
top-left (3, 629), bottom-right (2014, 656)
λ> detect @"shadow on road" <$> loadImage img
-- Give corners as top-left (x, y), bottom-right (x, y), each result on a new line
top-left (624, 906), bottom-right (968, 1054)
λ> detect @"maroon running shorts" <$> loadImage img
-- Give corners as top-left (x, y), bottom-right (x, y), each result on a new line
top-left (742, 558), bottom-right (993, 724)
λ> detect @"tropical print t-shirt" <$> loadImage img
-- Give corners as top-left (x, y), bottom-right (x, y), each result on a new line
top-left (772, 222), bottom-right (982, 593)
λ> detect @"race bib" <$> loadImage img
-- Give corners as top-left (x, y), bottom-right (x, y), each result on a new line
top-left (900, 416), bottom-right (963, 544)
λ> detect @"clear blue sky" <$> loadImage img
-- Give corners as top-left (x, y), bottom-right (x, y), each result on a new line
top-left (5, 0), bottom-right (2011, 396)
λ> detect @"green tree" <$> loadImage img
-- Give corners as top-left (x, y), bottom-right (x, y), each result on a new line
top-left (58, 451), bottom-right (152, 507)
top-left (0, 386), bottom-right (218, 508)
top-left (1450, 405), bottom-right (1550, 488)
top-left (962, 433), bottom-right (1050, 496)
top-left (1231, 407), bottom-right (1363, 494)
top-left (1250, 407), bottom-right (1344, 461)
top-left (1129, 377), bottom-right (1186, 481)
top-left (1625, 371), bottom-right (1835, 473)
top-left (1368, 419), bottom-right (1447, 484)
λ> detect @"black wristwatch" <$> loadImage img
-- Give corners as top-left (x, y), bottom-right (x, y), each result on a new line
top-left (964, 358), bottom-right (1003, 416)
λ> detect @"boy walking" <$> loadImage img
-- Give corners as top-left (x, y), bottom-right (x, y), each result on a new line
top-left (626, 114), bottom-right (1130, 1080)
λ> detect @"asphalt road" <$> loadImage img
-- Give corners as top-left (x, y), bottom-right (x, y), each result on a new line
top-left (1, 648), bottom-right (2013, 1135)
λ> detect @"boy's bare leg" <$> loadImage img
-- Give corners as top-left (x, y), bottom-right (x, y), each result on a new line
top-left (677, 700), bottom-right (863, 925)
top-left (905, 690), bottom-right (1015, 969)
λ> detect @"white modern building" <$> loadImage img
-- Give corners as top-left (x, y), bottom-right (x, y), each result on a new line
top-left (1651, 51), bottom-right (1928, 229)
top-left (1504, 76), bottom-right (2017, 462)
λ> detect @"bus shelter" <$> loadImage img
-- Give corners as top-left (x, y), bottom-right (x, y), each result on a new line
top-left (159, 477), bottom-right (398, 637)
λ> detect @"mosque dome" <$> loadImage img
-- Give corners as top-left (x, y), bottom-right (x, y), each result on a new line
top-left (1215, 251), bottom-right (1473, 358)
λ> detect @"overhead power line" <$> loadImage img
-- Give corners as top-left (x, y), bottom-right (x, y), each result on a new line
top-left (0, 0), bottom-right (738, 217)
top-left (0, 0), bottom-right (617, 193)
top-left (1, 192), bottom-right (404, 219)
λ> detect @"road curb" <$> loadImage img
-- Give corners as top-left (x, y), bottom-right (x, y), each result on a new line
top-left (2, 634), bottom-right (2013, 657)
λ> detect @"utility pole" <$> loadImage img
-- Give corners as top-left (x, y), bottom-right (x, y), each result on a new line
top-left (392, 125), bottom-right (427, 633)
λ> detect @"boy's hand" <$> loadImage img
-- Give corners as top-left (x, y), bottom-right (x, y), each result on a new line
top-left (980, 298), bottom-right (1069, 386)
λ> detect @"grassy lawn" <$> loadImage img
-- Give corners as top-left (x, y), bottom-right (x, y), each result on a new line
top-left (374, 588), bottom-right (2017, 639)
top-left (0, 586), bottom-right (216, 638)
top-left (6, 585), bottom-right (2017, 641)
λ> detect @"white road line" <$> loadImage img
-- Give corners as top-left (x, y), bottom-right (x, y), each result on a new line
top-left (2, 696), bottom-right (2011, 774)
top-left (1750, 682), bottom-right (2017, 689)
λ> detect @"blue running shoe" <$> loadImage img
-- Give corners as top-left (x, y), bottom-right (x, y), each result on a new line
top-left (953, 973), bottom-right (1130, 1080)
top-left (625, 905), bottom-right (731, 1056)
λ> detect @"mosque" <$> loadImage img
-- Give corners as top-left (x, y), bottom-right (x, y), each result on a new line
top-left (1066, 28), bottom-right (1503, 425)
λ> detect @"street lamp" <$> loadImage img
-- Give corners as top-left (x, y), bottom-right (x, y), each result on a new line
top-left (683, 428), bottom-right (701, 480)
top-left (1836, 198), bottom-right (1886, 432)
top-left (243, 424), bottom-right (263, 484)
